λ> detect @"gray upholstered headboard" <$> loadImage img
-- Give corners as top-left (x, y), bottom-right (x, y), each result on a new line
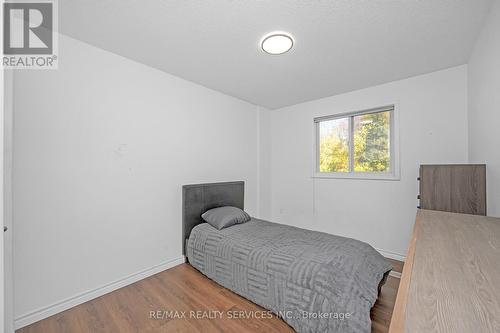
top-left (182, 181), bottom-right (244, 254)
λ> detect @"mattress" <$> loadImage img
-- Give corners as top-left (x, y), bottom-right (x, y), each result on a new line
top-left (186, 218), bottom-right (392, 333)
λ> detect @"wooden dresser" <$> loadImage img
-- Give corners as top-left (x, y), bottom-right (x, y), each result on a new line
top-left (419, 164), bottom-right (486, 215)
top-left (389, 209), bottom-right (500, 333)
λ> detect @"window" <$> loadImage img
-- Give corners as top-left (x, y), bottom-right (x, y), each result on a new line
top-left (314, 105), bottom-right (398, 179)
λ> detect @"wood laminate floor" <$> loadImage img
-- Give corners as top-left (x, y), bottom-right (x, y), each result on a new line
top-left (17, 262), bottom-right (401, 333)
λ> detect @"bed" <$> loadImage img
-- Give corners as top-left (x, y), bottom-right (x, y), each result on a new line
top-left (183, 181), bottom-right (392, 333)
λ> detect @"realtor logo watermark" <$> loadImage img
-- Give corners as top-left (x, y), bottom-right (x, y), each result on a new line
top-left (2, 0), bottom-right (58, 69)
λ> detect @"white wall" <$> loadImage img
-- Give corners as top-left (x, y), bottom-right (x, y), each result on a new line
top-left (265, 66), bottom-right (469, 258)
top-left (257, 107), bottom-right (272, 220)
top-left (13, 34), bottom-right (260, 326)
top-left (468, 0), bottom-right (500, 217)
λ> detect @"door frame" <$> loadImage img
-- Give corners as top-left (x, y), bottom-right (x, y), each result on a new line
top-left (2, 69), bottom-right (14, 333)
top-left (1, 1), bottom-right (15, 328)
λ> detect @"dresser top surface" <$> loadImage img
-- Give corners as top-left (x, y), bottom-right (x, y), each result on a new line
top-left (405, 209), bottom-right (500, 332)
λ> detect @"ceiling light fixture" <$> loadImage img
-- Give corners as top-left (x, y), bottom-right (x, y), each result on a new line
top-left (261, 32), bottom-right (294, 55)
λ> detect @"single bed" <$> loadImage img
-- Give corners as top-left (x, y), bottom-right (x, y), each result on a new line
top-left (183, 181), bottom-right (391, 333)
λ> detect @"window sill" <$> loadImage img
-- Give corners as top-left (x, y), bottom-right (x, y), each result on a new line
top-left (312, 172), bottom-right (400, 181)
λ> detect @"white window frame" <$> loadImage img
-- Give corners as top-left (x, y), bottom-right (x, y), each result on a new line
top-left (313, 105), bottom-right (400, 180)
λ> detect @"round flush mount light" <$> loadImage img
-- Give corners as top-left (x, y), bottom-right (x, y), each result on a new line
top-left (261, 32), bottom-right (294, 55)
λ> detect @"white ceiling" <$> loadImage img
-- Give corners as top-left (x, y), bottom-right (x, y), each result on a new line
top-left (59, 0), bottom-right (492, 109)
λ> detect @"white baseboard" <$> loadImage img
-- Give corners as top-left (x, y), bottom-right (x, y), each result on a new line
top-left (389, 271), bottom-right (402, 279)
top-left (376, 248), bottom-right (406, 262)
top-left (14, 256), bottom-right (186, 329)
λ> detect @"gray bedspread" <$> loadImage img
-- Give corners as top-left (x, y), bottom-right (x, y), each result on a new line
top-left (186, 218), bottom-right (392, 333)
